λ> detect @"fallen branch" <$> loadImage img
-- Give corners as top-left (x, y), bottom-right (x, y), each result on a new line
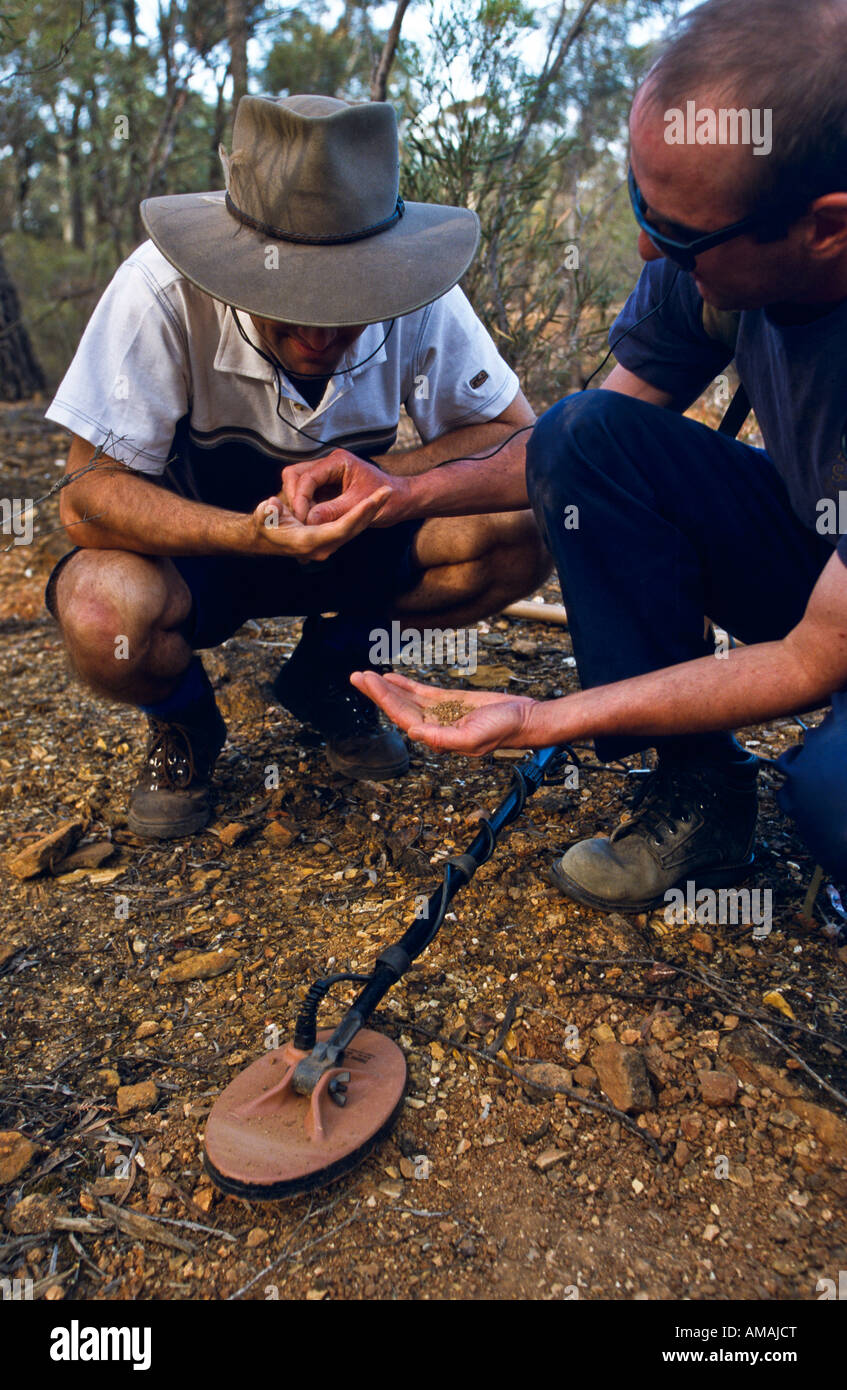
top-left (501, 600), bottom-right (569, 626)
top-left (97, 1198), bottom-right (196, 1253)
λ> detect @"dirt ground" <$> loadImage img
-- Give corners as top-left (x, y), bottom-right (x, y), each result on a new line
top-left (1, 400), bottom-right (846, 1303)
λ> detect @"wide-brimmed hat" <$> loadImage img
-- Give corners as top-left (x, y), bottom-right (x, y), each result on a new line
top-left (140, 94), bottom-right (480, 327)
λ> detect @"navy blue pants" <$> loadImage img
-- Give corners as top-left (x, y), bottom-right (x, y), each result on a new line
top-left (525, 390), bottom-right (847, 877)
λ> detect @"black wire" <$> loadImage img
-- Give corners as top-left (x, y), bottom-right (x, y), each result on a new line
top-left (582, 266), bottom-right (681, 390)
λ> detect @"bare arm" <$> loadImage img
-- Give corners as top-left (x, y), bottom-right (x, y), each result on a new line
top-left (600, 362), bottom-right (676, 408)
top-left (528, 551), bottom-right (847, 747)
top-left (391, 388), bottom-right (537, 516)
top-left (58, 433), bottom-right (390, 560)
top-left (59, 434), bottom-right (257, 554)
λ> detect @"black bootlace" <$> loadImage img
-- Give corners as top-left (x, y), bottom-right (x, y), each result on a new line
top-left (143, 720), bottom-right (199, 790)
top-left (612, 762), bottom-right (714, 847)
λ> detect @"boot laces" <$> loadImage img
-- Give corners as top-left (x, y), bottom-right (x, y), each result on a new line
top-left (143, 720), bottom-right (199, 791)
top-left (612, 763), bottom-right (712, 847)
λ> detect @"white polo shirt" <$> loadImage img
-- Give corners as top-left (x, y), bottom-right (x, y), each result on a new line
top-left (45, 239), bottom-right (519, 480)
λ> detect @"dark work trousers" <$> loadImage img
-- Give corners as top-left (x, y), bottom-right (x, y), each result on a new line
top-left (525, 390), bottom-right (847, 877)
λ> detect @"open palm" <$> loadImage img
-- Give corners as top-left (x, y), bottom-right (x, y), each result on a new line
top-left (350, 670), bottom-right (536, 756)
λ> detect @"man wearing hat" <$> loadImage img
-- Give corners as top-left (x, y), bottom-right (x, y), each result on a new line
top-left (44, 94), bottom-right (545, 839)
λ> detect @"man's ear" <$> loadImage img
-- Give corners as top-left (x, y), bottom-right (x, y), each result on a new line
top-left (806, 193), bottom-right (847, 258)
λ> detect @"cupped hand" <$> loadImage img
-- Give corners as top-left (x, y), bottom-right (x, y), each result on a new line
top-left (251, 486), bottom-right (391, 562)
top-left (350, 670), bottom-right (537, 756)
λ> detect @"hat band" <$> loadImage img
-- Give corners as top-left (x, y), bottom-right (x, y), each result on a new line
top-left (225, 191), bottom-right (405, 245)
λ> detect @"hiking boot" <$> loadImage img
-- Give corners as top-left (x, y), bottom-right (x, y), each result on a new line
top-left (550, 752), bottom-right (759, 913)
top-left (127, 697), bottom-right (227, 839)
top-left (272, 616), bottom-right (408, 780)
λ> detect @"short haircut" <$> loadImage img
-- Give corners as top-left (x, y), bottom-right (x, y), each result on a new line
top-left (640, 0), bottom-right (847, 222)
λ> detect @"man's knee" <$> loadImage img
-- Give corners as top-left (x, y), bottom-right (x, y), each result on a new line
top-left (54, 550), bottom-right (188, 667)
top-left (526, 388), bottom-right (658, 506)
top-left (777, 698), bottom-right (847, 878)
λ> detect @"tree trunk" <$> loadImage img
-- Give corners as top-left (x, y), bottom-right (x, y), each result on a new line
top-left (210, 71), bottom-right (229, 185)
top-left (0, 246), bottom-right (46, 400)
top-left (68, 99), bottom-right (86, 250)
top-left (226, 0), bottom-right (249, 133)
top-left (370, 0), bottom-right (412, 102)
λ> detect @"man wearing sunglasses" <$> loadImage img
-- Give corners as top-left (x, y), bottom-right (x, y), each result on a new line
top-left (356, 0), bottom-right (847, 905)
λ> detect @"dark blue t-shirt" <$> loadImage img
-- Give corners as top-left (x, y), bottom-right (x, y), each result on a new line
top-left (610, 259), bottom-right (847, 570)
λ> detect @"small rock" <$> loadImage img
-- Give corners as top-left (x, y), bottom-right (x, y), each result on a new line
top-left (8, 819), bottom-right (85, 880)
top-left (0, 1131), bottom-right (36, 1184)
top-left (691, 930), bottom-right (714, 955)
top-left (787, 1100), bottom-right (847, 1163)
top-left (521, 1062), bottom-right (572, 1095)
top-left (572, 1065), bottom-right (596, 1088)
top-left (534, 1147), bottom-right (566, 1173)
top-left (681, 1113), bottom-right (703, 1142)
top-left (217, 823), bottom-right (249, 846)
top-left (52, 840), bottom-right (115, 874)
top-left (631, 1178), bottom-right (644, 1194)
top-left (591, 1042), bottom-right (655, 1114)
top-left (771, 1108), bottom-right (799, 1130)
top-left (697, 1069), bottom-right (738, 1108)
top-left (590, 1023), bottom-right (616, 1044)
top-left (6, 1193), bottom-right (68, 1234)
top-left (116, 1081), bottom-right (158, 1116)
top-left (601, 913), bottom-right (647, 953)
top-left (220, 911), bottom-right (242, 928)
top-left (673, 1139), bottom-right (690, 1168)
top-left (263, 821), bottom-right (297, 850)
top-left (134, 1021), bottom-right (160, 1040)
top-left (378, 1181), bottom-right (403, 1200)
top-left (728, 1164), bottom-right (754, 1191)
top-left (702, 1223), bottom-right (720, 1242)
top-left (158, 948), bottom-right (239, 984)
top-left (246, 1227), bottom-right (270, 1247)
top-left (651, 1011), bottom-right (680, 1043)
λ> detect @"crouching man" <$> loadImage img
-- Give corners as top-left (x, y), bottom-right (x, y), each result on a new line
top-left (45, 94), bottom-right (549, 838)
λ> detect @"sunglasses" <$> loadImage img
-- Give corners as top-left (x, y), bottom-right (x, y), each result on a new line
top-left (627, 165), bottom-right (775, 270)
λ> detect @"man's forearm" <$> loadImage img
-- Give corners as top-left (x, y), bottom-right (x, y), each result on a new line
top-left (61, 466), bottom-right (258, 556)
top-left (524, 638), bottom-right (836, 749)
top-left (376, 423), bottom-right (533, 518)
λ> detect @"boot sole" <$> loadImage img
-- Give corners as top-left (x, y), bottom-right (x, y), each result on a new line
top-left (127, 807), bottom-right (212, 840)
top-left (549, 854), bottom-right (756, 915)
